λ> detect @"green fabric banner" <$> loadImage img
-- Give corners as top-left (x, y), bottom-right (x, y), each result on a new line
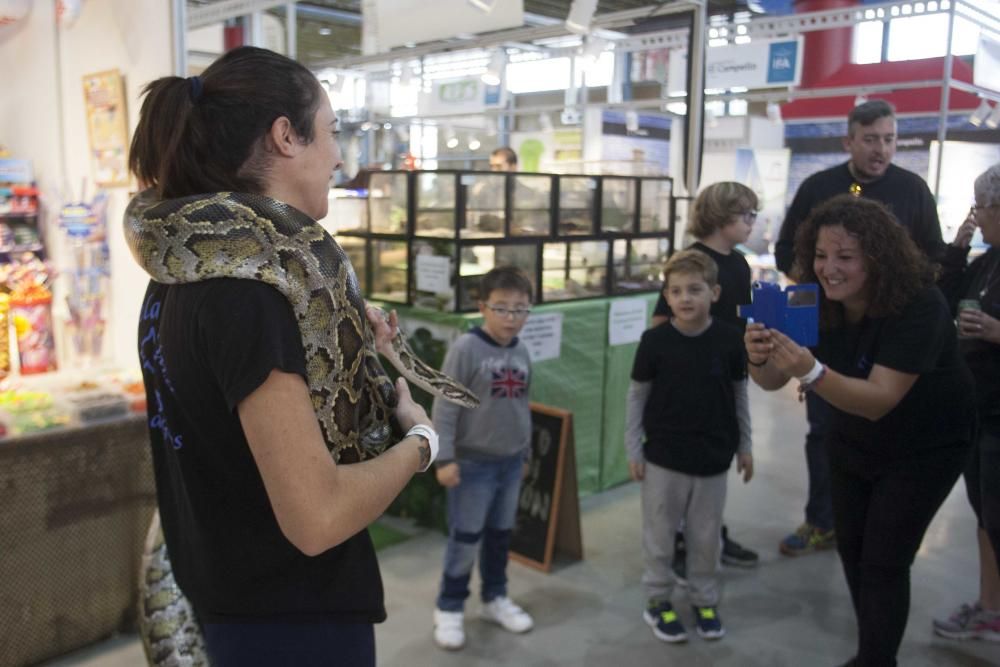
top-left (379, 293), bottom-right (658, 497)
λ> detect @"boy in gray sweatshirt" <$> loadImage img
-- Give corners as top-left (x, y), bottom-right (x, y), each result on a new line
top-left (431, 266), bottom-right (535, 651)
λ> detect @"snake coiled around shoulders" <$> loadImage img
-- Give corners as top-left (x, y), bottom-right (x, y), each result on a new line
top-left (125, 190), bottom-right (478, 666)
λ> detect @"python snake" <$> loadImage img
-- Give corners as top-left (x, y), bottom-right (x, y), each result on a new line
top-left (125, 191), bottom-right (477, 666)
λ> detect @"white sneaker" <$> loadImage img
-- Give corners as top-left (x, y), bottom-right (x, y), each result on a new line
top-left (433, 609), bottom-right (465, 650)
top-left (481, 596), bottom-right (534, 633)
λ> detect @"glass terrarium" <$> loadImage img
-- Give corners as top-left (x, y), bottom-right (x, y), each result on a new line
top-left (415, 172), bottom-right (456, 237)
top-left (337, 235), bottom-right (368, 295)
top-left (511, 175), bottom-right (552, 237)
top-left (410, 238), bottom-right (456, 311)
top-left (542, 240), bottom-right (609, 301)
top-left (612, 238), bottom-right (670, 294)
top-left (370, 239), bottom-right (408, 303)
top-left (639, 178), bottom-right (672, 233)
top-left (368, 172), bottom-right (409, 234)
top-left (321, 188), bottom-right (367, 234)
top-left (601, 177), bottom-right (636, 233)
top-left (458, 243), bottom-right (538, 311)
top-left (461, 172), bottom-right (506, 238)
top-left (558, 176), bottom-right (596, 235)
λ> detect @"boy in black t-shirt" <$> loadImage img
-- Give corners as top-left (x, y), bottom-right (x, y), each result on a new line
top-left (650, 181), bottom-right (761, 576)
top-left (626, 249), bottom-right (753, 644)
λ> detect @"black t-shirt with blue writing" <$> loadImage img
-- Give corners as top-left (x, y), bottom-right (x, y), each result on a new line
top-left (138, 278), bottom-right (385, 623)
top-left (631, 319), bottom-right (747, 476)
top-left (815, 286), bottom-right (975, 471)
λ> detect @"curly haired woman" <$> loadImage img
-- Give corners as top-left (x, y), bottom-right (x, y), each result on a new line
top-left (745, 194), bottom-right (975, 666)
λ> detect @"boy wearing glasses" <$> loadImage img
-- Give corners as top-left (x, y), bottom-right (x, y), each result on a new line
top-left (431, 266), bottom-right (535, 651)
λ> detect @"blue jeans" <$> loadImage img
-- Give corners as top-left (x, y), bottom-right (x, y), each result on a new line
top-left (805, 391), bottom-right (834, 531)
top-left (436, 454), bottom-right (524, 612)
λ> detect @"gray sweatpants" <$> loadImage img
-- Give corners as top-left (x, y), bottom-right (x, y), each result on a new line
top-left (641, 461), bottom-right (727, 607)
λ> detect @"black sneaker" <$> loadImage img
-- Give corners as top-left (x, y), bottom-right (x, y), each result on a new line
top-left (671, 544), bottom-right (688, 584)
top-left (720, 526), bottom-right (758, 568)
top-left (643, 600), bottom-right (688, 643)
top-left (692, 605), bottom-right (726, 640)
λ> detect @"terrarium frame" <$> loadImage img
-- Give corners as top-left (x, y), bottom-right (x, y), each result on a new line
top-left (337, 169), bottom-right (680, 313)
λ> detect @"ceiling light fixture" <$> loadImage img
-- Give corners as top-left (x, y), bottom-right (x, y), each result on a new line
top-left (482, 49), bottom-right (505, 86)
top-left (986, 102), bottom-right (1000, 130)
top-left (625, 110), bottom-right (640, 133)
top-left (766, 101), bottom-right (782, 124)
top-left (565, 0), bottom-right (598, 35)
top-left (970, 98), bottom-right (993, 127)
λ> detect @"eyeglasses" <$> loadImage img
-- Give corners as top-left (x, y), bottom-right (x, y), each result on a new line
top-left (484, 304), bottom-right (531, 319)
top-left (971, 203), bottom-right (1000, 214)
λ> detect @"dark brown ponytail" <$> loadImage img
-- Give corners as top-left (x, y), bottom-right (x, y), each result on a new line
top-left (128, 46), bottom-right (323, 199)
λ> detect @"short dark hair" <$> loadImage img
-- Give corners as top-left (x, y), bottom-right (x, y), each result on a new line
top-left (129, 46), bottom-right (323, 199)
top-left (480, 266), bottom-right (533, 302)
top-left (793, 194), bottom-right (934, 325)
top-left (662, 248), bottom-right (719, 288)
top-left (847, 100), bottom-right (895, 134)
top-left (490, 147), bottom-right (518, 167)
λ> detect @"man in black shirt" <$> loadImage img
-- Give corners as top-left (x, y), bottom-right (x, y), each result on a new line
top-left (774, 100), bottom-right (944, 557)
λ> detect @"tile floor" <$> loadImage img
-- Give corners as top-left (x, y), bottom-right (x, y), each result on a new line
top-left (42, 385), bottom-right (999, 666)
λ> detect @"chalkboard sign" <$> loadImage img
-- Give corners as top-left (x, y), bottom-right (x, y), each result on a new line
top-left (509, 403), bottom-right (582, 572)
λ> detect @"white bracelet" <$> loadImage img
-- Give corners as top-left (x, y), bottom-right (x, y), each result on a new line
top-left (797, 359), bottom-right (825, 386)
top-left (406, 424), bottom-right (439, 472)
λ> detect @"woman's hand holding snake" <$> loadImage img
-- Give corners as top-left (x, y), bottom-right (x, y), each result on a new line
top-left (391, 377), bottom-right (431, 433)
top-left (366, 304), bottom-right (399, 357)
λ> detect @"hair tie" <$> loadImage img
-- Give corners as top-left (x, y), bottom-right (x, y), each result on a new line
top-left (187, 76), bottom-right (203, 103)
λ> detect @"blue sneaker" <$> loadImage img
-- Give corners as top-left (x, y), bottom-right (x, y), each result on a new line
top-left (643, 600), bottom-right (688, 643)
top-left (693, 605), bottom-right (725, 639)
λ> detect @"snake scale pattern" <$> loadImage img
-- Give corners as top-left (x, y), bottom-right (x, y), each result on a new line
top-left (125, 191), bottom-right (478, 666)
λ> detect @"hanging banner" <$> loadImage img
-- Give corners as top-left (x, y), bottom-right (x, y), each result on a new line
top-left (418, 76), bottom-right (501, 117)
top-left (668, 37), bottom-right (803, 94)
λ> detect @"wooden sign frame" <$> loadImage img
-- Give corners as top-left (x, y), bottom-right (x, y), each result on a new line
top-left (509, 402), bottom-right (583, 572)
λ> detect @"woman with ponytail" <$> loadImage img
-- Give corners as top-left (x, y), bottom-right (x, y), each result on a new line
top-left (129, 47), bottom-right (436, 667)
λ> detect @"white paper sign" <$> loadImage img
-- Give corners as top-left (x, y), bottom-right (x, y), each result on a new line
top-left (608, 298), bottom-right (648, 346)
top-left (415, 254), bottom-right (451, 293)
top-left (518, 312), bottom-right (563, 362)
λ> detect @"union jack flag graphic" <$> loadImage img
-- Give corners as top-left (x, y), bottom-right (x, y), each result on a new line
top-left (491, 367), bottom-right (527, 399)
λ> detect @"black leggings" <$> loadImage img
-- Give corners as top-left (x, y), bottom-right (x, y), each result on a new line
top-left (202, 619), bottom-right (375, 667)
top-left (828, 444), bottom-right (969, 667)
top-left (962, 429), bottom-right (1000, 572)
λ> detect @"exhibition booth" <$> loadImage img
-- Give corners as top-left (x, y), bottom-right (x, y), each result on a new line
top-left (1, 0), bottom-right (999, 664)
